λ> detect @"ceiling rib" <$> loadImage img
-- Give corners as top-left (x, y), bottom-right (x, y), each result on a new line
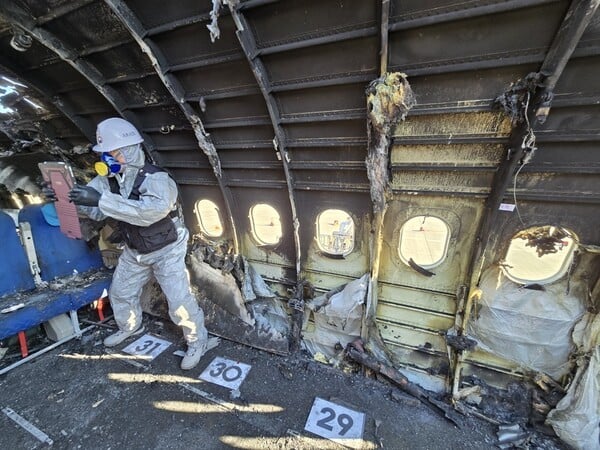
top-left (239, 0), bottom-right (280, 10)
top-left (104, 70), bottom-right (156, 85)
top-left (35, 0), bottom-right (94, 25)
top-left (289, 161), bottom-right (365, 170)
top-left (146, 13), bottom-right (212, 37)
top-left (389, 0), bottom-right (562, 32)
top-left (228, 3), bottom-right (302, 283)
top-left (0, 2), bottom-right (159, 155)
top-left (286, 137), bottom-right (367, 147)
top-left (213, 140), bottom-right (273, 150)
top-left (392, 51), bottom-right (547, 77)
top-left (169, 51), bottom-right (246, 72)
top-left (78, 38), bottom-right (131, 57)
top-left (104, 0), bottom-right (240, 252)
top-left (204, 117), bottom-right (272, 128)
top-left (257, 26), bottom-right (378, 56)
top-left (270, 73), bottom-right (375, 92)
top-left (186, 86), bottom-right (260, 102)
top-left (279, 110), bottom-right (365, 124)
top-left (145, 0), bottom-right (276, 37)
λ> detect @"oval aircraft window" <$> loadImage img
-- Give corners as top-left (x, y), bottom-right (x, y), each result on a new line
top-left (316, 209), bottom-right (355, 256)
top-left (503, 226), bottom-right (576, 285)
top-left (195, 199), bottom-right (223, 238)
top-left (399, 216), bottom-right (450, 269)
top-left (250, 203), bottom-right (282, 246)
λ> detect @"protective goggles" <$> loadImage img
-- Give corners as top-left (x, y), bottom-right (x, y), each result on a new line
top-left (94, 153), bottom-right (122, 176)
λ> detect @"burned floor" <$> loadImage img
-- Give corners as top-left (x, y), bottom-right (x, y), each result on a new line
top-left (0, 308), bottom-right (568, 450)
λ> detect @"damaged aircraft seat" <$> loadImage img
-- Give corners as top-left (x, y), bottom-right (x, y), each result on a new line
top-left (0, 205), bottom-right (112, 341)
top-left (0, 210), bottom-right (35, 296)
top-left (18, 204), bottom-right (104, 280)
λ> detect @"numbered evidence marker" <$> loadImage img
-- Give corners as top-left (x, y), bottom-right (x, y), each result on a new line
top-left (304, 397), bottom-right (365, 442)
top-left (122, 334), bottom-right (172, 361)
top-left (199, 356), bottom-right (251, 390)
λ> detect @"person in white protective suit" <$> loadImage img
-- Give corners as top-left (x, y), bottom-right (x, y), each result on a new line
top-left (67, 117), bottom-right (208, 370)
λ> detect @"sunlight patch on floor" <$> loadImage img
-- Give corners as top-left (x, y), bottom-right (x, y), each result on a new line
top-left (108, 372), bottom-right (200, 384)
top-left (153, 400), bottom-right (284, 414)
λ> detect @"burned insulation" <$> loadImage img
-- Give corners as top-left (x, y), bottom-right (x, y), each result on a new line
top-left (365, 72), bottom-right (416, 214)
top-left (494, 72), bottom-right (545, 125)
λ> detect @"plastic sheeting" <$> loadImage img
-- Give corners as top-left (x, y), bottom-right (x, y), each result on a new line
top-left (240, 256), bottom-right (276, 302)
top-left (302, 274), bottom-right (368, 359)
top-left (468, 268), bottom-right (585, 379)
top-left (546, 313), bottom-right (600, 450)
top-left (249, 298), bottom-right (289, 342)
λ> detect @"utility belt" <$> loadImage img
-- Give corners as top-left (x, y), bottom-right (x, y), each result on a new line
top-left (117, 210), bottom-right (178, 254)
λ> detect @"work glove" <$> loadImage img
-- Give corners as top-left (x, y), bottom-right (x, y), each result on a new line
top-left (68, 185), bottom-right (101, 207)
top-left (41, 181), bottom-right (57, 202)
top-left (106, 229), bottom-right (124, 244)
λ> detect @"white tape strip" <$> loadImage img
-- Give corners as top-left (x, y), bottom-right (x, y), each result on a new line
top-left (499, 203), bottom-right (516, 211)
top-left (180, 382), bottom-right (280, 436)
top-left (180, 383), bottom-right (232, 412)
top-left (2, 407), bottom-right (53, 445)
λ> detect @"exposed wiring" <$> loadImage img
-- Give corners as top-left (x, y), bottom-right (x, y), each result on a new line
top-left (512, 91), bottom-right (537, 227)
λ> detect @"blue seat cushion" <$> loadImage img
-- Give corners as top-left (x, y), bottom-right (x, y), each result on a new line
top-left (0, 210), bottom-right (35, 296)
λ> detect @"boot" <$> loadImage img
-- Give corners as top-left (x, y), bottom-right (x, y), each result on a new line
top-left (181, 340), bottom-right (207, 370)
top-left (103, 325), bottom-right (145, 347)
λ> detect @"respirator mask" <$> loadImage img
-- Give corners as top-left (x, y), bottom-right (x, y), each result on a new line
top-left (94, 153), bottom-right (123, 176)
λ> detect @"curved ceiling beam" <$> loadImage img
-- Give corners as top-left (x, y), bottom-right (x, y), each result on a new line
top-left (228, 3), bottom-right (302, 283)
top-left (104, 0), bottom-right (240, 252)
top-left (0, 2), bottom-right (159, 158)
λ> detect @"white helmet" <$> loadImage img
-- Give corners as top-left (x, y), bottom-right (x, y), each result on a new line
top-left (92, 117), bottom-right (143, 153)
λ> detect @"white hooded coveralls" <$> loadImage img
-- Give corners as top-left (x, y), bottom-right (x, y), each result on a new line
top-left (80, 144), bottom-right (207, 346)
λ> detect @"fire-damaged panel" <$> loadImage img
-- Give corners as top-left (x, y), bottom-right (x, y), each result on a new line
top-left (0, 1), bottom-right (599, 448)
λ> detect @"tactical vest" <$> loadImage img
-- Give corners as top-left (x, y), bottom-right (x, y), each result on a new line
top-left (108, 163), bottom-right (179, 254)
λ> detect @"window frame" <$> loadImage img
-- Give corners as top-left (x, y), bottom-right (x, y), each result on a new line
top-left (249, 203), bottom-right (283, 246)
top-left (194, 199), bottom-right (224, 239)
top-left (502, 227), bottom-right (577, 285)
top-left (315, 209), bottom-right (355, 257)
top-left (397, 215), bottom-right (451, 270)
